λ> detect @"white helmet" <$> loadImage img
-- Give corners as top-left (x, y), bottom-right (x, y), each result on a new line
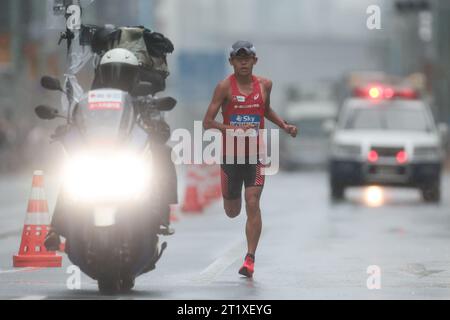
top-left (97, 48), bottom-right (140, 92)
top-left (100, 48), bottom-right (139, 66)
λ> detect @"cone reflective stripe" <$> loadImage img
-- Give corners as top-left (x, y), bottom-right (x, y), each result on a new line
top-left (13, 171), bottom-right (62, 268)
top-left (24, 213), bottom-right (51, 226)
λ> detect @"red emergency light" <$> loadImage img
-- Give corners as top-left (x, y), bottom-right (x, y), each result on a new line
top-left (353, 85), bottom-right (419, 100)
top-left (368, 150), bottom-right (379, 163)
top-left (368, 87), bottom-right (381, 99)
top-left (394, 88), bottom-right (419, 99)
top-left (396, 151), bottom-right (408, 164)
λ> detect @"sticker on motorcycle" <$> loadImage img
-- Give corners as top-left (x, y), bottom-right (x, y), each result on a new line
top-left (88, 91), bottom-right (123, 110)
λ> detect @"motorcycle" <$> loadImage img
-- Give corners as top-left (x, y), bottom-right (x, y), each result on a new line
top-left (36, 76), bottom-right (177, 294)
top-left (36, 1), bottom-right (178, 294)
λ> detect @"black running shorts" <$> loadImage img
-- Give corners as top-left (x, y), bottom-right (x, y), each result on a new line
top-left (220, 158), bottom-right (265, 200)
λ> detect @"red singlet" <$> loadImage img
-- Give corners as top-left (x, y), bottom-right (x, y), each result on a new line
top-left (222, 75), bottom-right (266, 158)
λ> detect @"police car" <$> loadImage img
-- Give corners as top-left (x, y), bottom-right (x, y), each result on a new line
top-left (329, 85), bottom-right (446, 202)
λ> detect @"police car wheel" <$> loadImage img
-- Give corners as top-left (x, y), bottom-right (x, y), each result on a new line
top-left (330, 181), bottom-right (345, 201)
top-left (421, 184), bottom-right (441, 203)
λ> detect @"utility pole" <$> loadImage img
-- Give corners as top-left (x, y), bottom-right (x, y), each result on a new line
top-left (393, 0), bottom-right (432, 76)
top-left (432, 0), bottom-right (450, 124)
top-left (9, 0), bottom-right (24, 118)
top-left (10, 0), bottom-right (23, 76)
top-left (32, 0), bottom-right (46, 78)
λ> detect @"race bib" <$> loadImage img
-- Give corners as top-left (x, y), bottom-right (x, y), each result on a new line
top-left (230, 114), bottom-right (260, 137)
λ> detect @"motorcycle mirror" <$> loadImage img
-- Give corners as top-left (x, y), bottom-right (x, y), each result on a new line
top-left (155, 97), bottom-right (177, 112)
top-left (35, 105), bottom-right (60, 120)
top-left (131, 82), bottom-right (154, 97)
top-left (41, 76), bottom-right (63, 92)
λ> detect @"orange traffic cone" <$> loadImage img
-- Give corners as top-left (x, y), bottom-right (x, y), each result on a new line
top-left (181, 166), bottom-right (203, 214)
top-left (199, 164), bottom-right (213, 208)
top-left (212, 165), bottom-right (222, 200)
top-left (203, 164), bottom-right (217, 208)
top-left (203, 165), bottom-right (220, 204)
top-left (13, 171), bottom-right (62, 268)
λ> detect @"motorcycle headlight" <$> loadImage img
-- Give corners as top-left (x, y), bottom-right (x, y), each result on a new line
top-left (63, 152), bottom-right (151, 202)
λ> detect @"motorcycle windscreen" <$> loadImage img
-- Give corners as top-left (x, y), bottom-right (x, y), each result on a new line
top-left (74, 89), bottom-right (135, 146)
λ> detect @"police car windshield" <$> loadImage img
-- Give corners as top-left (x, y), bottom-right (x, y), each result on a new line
top-left (293, 119), bottom-right (329, 138)
top-left (344, 104), bottom-right (432, 132)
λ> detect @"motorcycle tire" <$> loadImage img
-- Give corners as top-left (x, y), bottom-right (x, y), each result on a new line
top-left (98, 277), bottom-right (121, 295)
top-left (119, 276), bottom-right (136, 293)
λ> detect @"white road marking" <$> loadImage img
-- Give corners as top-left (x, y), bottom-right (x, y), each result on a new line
top-left (0, 229), bottom-right (22, 240)
top-left (191, 229), bottom-right (269, 284)
top-left (13, 296), bottom-right (46, 300)
top-left (0, 268), bottom-right (40, 274)
top-left (191, 239), bottom-right (247, 284)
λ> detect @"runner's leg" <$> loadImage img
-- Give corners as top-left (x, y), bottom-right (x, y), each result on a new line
top-left (224, 198), bottom-right (242, 218)
top-left (221, 162), bottom-right (244, 218)
top-left (244, 186), bottom-right (263, 255)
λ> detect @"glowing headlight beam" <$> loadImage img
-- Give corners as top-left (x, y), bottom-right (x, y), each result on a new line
top-left (63, 152), bottom-right (151, 202)
top-left (363, 186), bottom-right (385, 208)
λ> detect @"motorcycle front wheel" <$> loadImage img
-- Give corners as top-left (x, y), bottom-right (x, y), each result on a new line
top-left (98, 277), bottom-right (121, 295)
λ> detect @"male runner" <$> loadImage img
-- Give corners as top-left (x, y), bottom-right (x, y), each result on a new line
top-left (203, 41), bottom-right (298, 278)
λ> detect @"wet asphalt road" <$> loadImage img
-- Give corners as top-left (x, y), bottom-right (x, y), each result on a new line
top-left (0, 169), bottom-right (450, 300)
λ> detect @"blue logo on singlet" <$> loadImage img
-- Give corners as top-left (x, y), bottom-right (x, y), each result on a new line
top-left (230, 115), bottom-right (261, 128)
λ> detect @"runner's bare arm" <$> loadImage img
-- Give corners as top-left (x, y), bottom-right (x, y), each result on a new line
top-left (263, 79), bottom-right (298, 138)
top-left (203, 81), bottom-right (254, 133)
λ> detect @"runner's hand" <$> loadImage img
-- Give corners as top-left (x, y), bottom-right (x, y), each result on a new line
top-left (229, 124), bottom-right (257, 132)
top-left (241, 124), bottom-right (258, 131)
top-left (284, 124), bottom-right (298, 138)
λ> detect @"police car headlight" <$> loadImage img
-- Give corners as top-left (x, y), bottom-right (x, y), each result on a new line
top-left (331, 144), bottom-right (362, 158)
top-left (414, 146), bottom-right (441, 159)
